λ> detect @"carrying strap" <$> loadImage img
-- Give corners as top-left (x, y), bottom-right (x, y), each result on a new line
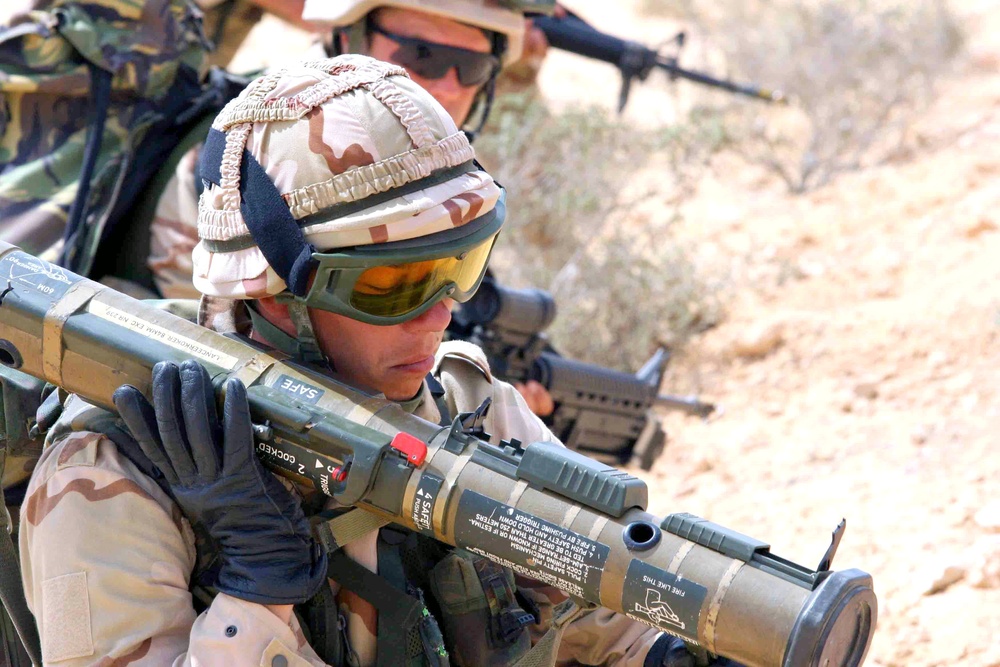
top-left (425, 374), bottom-right (453, 427)
top-left (313, 508), bottom-right (392, 554)
top-left (61, 64), bottom-right (113, 271)
top-left (0, 484), bottom-right (42, 666)
top-left (101, 111), bottom-right (218, 293)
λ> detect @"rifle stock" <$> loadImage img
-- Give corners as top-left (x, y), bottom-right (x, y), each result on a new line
top-left (0, 242), bottom-right (875, 667)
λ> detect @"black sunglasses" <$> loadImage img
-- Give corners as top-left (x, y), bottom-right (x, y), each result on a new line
top-left (369, 23), bottom-right (500, 88)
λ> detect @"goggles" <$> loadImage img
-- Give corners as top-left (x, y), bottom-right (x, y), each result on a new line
top-left (301, 194), bottom-right (506, 325)
top-left (369, 23), bottom-right (501, 88)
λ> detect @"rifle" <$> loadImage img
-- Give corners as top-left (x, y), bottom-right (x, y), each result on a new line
top-left (533, 11), bottom-right (785, 112)
top-left (0, 241), bottom-right (876, 666)
top-left (448, 276), bottom-right (715, 470)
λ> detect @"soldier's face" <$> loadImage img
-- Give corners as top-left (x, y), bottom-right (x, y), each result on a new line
top-left (366, 8), bottom-right (492, 125)
top-left (310, 299), bottom-right (455, 401)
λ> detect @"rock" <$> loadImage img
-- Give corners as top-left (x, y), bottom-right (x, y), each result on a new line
top-left (969, 556), bottom-right (1000, 590)
top-left (973, 501), bottom-right (1000, 533)
top-left (853, 380), bottom-right (879, 400)
top-left (838, 389), bottom-right (856, 413)
top-left (910, 424), bottom-right (931, 446)
top-left (691, 458), bottom-right (715, 474)
top-left (960, 536), bottom-right (1000, 590)
top-left (923, 563), bottom-right (966, 595)
top-left (731, 321), bottom-right (784, 359)
top-left (963, 217), bottom-right (998, 238)
top-left (926, 350), bottom-right (949, 370)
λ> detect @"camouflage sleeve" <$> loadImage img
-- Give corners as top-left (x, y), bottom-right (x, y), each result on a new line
top-left (148, 145), bottom-right (202, 300)
top-left (516, 576), bottom-right (663, 666)
top-left (19, 430), bottom-right (327, 666)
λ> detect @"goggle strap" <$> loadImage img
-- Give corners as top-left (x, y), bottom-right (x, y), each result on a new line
top-left (246, 302), bottom-right (300, 358)
top-left (200, 129), bottom-right (317, 297)
top-left (287, 299), bottom-right (330, 368)
top-left (248, 298), bottom-right (329, 368)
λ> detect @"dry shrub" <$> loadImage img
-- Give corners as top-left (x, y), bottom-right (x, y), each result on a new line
top-left (475, 93), bottom-right (724, 369)
top-left (685, 0), bottom-right (963, 192)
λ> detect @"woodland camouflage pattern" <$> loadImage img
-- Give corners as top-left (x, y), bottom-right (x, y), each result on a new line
top-left (0, 0), bottom-right (208, 254)
top-left (20, 340), bottom-right (664, 665)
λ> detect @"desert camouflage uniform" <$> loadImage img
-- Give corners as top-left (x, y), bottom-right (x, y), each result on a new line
top-left (19, 340), bottom-right (662, 666)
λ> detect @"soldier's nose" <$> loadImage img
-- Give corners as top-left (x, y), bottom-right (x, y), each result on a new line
top-left (404, 300), bottom-right (452, 333)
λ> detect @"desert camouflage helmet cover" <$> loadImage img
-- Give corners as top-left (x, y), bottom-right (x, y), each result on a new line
top-left (193, 54), bottom-right (500, 300)
top-left (300, 0), bottom-right (530, 65)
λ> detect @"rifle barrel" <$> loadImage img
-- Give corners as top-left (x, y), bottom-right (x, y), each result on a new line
top-left (655, 393), bottom-right (716, 418)
top-left (656, 57), bottom-right (785, 103)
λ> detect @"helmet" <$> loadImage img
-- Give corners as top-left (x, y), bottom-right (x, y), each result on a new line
top-left (193, 55), bottom-right (504, 362)
top-left (302, 0), bottom-right (530, 65)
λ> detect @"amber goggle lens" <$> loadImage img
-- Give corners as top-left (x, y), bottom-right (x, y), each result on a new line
top-left (348, 233), bottom-right (496, 318)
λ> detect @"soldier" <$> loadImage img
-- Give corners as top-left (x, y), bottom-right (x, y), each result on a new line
top-left (149, 0), bottom-right (556, 415)
top-left (19, 57), bottom-right (727, 666)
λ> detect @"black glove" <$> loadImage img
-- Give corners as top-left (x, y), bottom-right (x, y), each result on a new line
top-left (113, 360), bottom-right (327, 605)
top-left (646, 634), bottom-right (746, 667)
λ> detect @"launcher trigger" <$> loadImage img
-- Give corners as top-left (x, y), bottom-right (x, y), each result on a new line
top-left (817, 519), bottom-right (847, 572)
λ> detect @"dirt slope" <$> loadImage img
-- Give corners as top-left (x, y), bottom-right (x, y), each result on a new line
top-left (549, 3), bottom-right (1000, 665)
top-left (229, 3), bottom-right (1000, 662)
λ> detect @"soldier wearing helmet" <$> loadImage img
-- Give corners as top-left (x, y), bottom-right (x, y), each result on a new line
top-left (304, 0), bottom-right (548, 133)
top-left (146, 0), bottom-right (557, 414)
top-left (19, 56), bottom-right (724, 667)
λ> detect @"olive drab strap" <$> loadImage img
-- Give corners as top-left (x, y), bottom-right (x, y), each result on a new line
top-left (325, 549), bottom-right (449, 667)
top-left (93, 112), bottom-right (217, 293)
top-left (425, 375), bottom-right (453, 427)
top-left (313, 508), bottom-right (393, 554)
top-left (300, 579), bottom-right (356, 667)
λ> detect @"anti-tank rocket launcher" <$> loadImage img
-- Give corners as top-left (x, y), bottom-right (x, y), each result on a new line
top-left (0, 241), bottom-right (876, 667)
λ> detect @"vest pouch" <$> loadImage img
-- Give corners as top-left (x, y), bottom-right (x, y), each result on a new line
top-left (429, 552), bottom-right (532, 667)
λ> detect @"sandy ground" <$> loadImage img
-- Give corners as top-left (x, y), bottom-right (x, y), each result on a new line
top-left (566, 3), bottom-right (1000, 666)
top-left (519, 1), bottom-right (1000, 664)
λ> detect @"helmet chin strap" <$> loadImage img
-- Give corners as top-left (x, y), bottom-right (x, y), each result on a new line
top-left (248, 295), bottom-right (331, 370)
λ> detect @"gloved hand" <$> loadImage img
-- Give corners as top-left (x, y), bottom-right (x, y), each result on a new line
top-left (113, 360), bottom-right (327, 605)
top-left (647, 634), bottom-right (746, 667)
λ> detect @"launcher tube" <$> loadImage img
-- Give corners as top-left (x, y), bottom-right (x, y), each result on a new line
top-left (0, 242), bottom-right (875, 667)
